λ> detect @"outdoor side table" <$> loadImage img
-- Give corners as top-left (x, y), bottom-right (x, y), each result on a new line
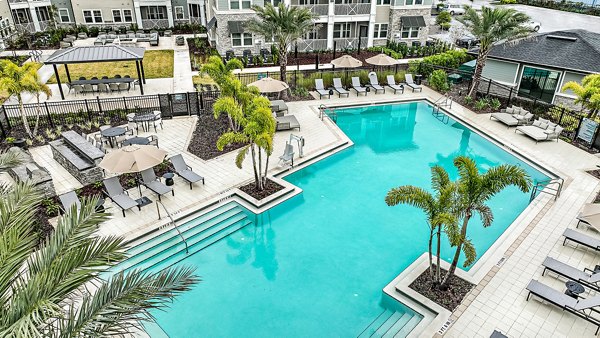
top-left (565, 280), bottom-right (585, 298)
top-left (101, 127), bottom-right (126, 148)
top-left (122, 137), bottom-right (150, 146)
top-left (163, 173), bottom-right (175, 186)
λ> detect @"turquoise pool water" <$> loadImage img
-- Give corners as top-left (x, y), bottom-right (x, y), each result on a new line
top-left (144, 101), bottom-right (549, 337)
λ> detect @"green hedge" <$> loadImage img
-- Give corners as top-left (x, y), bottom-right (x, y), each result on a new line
top-left (408, 49), bottom-right (471, 77)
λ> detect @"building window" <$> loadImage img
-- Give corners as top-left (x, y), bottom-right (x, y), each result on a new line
top-left (265, 0), bottom-right (282, 5)
top-left (404, 0), bottom-right (423, 4)
top-left (93, 10), bottom-right (103, 23)
top-left (230, 0), bottom-right (252, 10)
top-left (112, 9), bottom-right (122, 23)
top-left (175, 6), bottom-right (184, 20)
top-left (83, 10), bottom-right (103, 23)
top-left (333, 23), bottom-right (351, 38)
top-left (123, 9), bottom-right (133, 22)
top-left (376, 0), bottom-right (391, 4)
top-left (373, 23), bottom-right (388, 39)
top-left (147, 6), bottom-right (166, 20)
top-left (35, 7), bottom-right (50, 22)
top-left (401, 26), bottom-right (419, 39)
top-left (58, 8), bottom-right (70, 23)
top-left (232, 32), bottom-right (253, 46)
top-left (190, 4), bottom-right (201, 17)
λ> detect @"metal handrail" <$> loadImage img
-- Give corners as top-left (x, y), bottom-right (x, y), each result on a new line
top-left (530, 178), bottom-right (564, 202)
top-left (156, 201), bottom-right (189, 254)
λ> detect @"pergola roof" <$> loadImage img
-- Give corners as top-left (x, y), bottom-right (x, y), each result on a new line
top-left (45, 45), bottom-right (146, 65)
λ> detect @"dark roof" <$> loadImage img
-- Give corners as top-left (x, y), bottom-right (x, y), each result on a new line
top-left (477, 29), bottom-right (600, 74)
top-left (45, 45), bottom-right (145, 64)
top-left (400, 16), bottom-right (426, 28)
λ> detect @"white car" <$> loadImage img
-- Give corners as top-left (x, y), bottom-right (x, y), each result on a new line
top-left (446, 4), bottom-right (466, 15)
top-left (525, 21), bottom-right (541, 32)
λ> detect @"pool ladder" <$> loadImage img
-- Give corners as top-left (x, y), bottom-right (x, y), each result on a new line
top-left (156, 200), bottom-right (189, 254)
top-left (319, 104), bottom-right (337, 123)
top-left (529, 178), bottom-right (564, 202)
top-left (431, 95), bottom-right (452, 124)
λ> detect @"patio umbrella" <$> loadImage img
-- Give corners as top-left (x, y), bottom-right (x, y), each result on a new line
top-left (248, 77), bottom-right (290, 93)
top-left (365, 53), bottom-right (399, 66)
top-left (578, 204), bottom-right (600, 229)
top-left (330, 55), bottom-right (363, 85)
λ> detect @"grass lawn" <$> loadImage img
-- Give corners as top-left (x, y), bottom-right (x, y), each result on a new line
top-left (47, 50), bottom-right (174, 84)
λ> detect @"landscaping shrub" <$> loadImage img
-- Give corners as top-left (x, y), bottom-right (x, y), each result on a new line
top-left (500, 0), bottom-right (517, 3)
top-left (408, 49), bottom-right (471, 77)
top-left (474, 98), bottom-right (490, 111)
top-left (429, 70), bottom-right (450, 92)
top-left (436, 11), bottom-right (452, 26)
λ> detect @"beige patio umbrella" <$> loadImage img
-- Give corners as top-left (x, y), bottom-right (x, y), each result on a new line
top-left (99, 145), bottom-right (167, 174)
top-left (577, 203), bottom-right (600, 230)
top-left (248, 77), bottom-right (290, 93)
top-left (365, 53), bottom-right (399, 66)
top-left (331, 55), bottom-right (363, 85)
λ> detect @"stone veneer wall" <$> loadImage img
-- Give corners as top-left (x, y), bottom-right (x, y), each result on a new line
top-left (7, 147), bottom-right (56, 197)
top-left (214, 12), bottom-right (262, 55)
top-left (388, 8), bottom-right (431, 45)
top-left (553, 95), bottom-right (580, 111)
top-left (49, 140), bottom-right (104, 186)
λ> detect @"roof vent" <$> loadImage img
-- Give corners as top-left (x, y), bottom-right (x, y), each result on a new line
top-left (546, 35), bottom-right (577, 42)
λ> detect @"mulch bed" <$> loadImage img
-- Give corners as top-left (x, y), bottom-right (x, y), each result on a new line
top-left (239, 178), bottom-right (285, 200)
top-left (409, 265), bottom-right (475, 312)
top-left (187, 114), bottom-right (246, 160)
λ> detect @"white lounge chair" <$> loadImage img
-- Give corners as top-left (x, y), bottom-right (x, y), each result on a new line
top-left (278, 142), bottom-right (294, 166)
top-left (368, 72), bottom-right (385, 94)
top-left (405, 74), bottom-right (423, 92)
top-left (490, 106), bottom-right (534, 128)
top-left (351, 77), bottom-right (367, 96)
top-left (516, 118), bottom-right (564, 143)
top-left (315, 79), bottom-right (331, 99)
top-left (332, 78), bottom-right (349, 97)
top-left (386, 75), bottom-right (404, 94)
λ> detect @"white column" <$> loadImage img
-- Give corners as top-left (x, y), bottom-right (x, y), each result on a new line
top-left (326, 1), bottom-right (334, 49)
top-left (29, 6), bottom-right (40, 32)
top-left (166, 0), bottom-right (174, 28)
top-left (199, 2), bottom-right (207, 26)
top-left (134, 2), bottom-right (143, 29)
top-left (367, 0), bottom-right (377, 47)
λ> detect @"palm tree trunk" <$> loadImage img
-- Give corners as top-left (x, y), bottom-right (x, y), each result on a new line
top-left (428, 229), bottom-right (434, 280)
top-left (258, 147), bottom-right (263, 191)
top-left (18, 95), bottom-right (32, 138)
top-left (250, 144), bottom-right (260, 189)
top-left (441, 215), bottom-right (470, 288)
top-left (467, 49), bottom-right (489, 98)
top-left (279, 48), bottom-right (287, 82)
top-left (263, 149), bottom-right (270, 187)
top-left (436, 225), bottom-right (441, 283)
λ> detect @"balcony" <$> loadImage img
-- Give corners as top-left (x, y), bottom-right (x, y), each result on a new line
top-left (141, 19), bottom-right (169, 29)
top-left (13, 22), bottom-right (35, 33)
top-left (296, 39), bottom-right (328, 52)
top-left (334, 3), bottom-right (371, 15)
top-left (8, 0), bottom-right (51, 4)
top-left (291, 4), bottom-right (329, 16)
top-left (333, 37), bottom-right (368, 49)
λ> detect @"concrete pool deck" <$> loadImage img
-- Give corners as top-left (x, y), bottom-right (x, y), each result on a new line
top-left (19, 86), bottom-right (600, 337)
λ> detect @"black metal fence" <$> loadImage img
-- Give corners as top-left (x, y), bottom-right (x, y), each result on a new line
top-left (0, 91), bottom-right (221, 138)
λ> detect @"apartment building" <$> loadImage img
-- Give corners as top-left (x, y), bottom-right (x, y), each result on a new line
top-left (206, 0), bottom-right (432, 55)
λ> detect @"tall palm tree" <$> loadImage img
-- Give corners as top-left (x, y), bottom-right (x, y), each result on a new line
top-left (0, 60), bottom-right (44, 137)
top-left (440, 156), bottom-right (531, 288)
top-left (562, 74), bottom-right (600, 118)
top-left (246, 3), bottom-right (316, 83)
top-left (386, 166), bottom-right (457, 283)
top-left (462, 6), bottom-right (531, 97)
top-left (0, 156), bottom-right (199, 337)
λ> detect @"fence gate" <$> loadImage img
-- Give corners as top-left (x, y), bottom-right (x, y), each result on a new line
top-left (171, 93), bottom-right (190, 117)
top-left (0, 106), bottom-right (9, 138)
top-left (188, 92), bottom-right (200, 116)
top-left (158, 94), bottom-right (172, 119)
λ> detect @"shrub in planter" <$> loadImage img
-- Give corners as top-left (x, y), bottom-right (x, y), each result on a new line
top-left (474, 98), bottom-right (490, 111)
top-left (464, 95), bottom-right (474, 105)
top-left (429, 70), bottom-right (450, 92)
top-left (436, 11), bottom-right (452, 26)
top-left (440, 22), bottom-right (451, 31)
top-left (489, 98), bottom-right (501, 110)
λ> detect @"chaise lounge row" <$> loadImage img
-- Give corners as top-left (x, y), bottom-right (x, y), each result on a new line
top-left (314, 73), bottom-right (422, 99)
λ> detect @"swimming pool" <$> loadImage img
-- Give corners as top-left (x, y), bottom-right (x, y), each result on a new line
top-left (125, 101), bottom-right (549, 337)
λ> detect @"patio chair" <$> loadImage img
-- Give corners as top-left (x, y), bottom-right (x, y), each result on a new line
top-left (127, 121), bottom-right (138, 135)
top-left (276, 115), bottom-right (301, 131)
top-left (542, 256), bottom-right (600, 291)
top-left (386, 75), bottom-right (404, 94)
top-left (124, 75), bottom-right (131, 79)
top-left (526, 279), bottom-right (600, 334)
top-left (278, 142), bottom-right (294, 166)
top-left (140, 168), bottom-right (173, 201)
top-left (91, 77), bottom-right (98, 80)
top-left (97, 83), bottom-right (110, 93)
top-left (405, 74), bottom-right (423, 92)
top-left (79, 76), bottom-right (86, 80)
top-left (368, 72), bottom-right (385, 94)
top-left (115, 74), bottom-right (122, 79)
top-left (270, 100), bottom-right (288, 117)
top-left (314, 79), bottom-right (331, 99)
top-left (103, 176), bottom-right (140, 217)
top-left (109, 83), bottom-right (120, 92)
top-left (116, 127), bottom-right (134, 148)
top-left (332, 78), bottom-right (349, 97)
top-left (82, 84), bottom-right (94, 95)
top-left (58, 190), bottom-right (81, 214)
top-left (170, 154), bottom-right (205, 189)
top-left (72, 85), bottom-right (84, 96)
top-left (118, 83), bottom-right (130, 92)
top-left (153, 111), bottom-right (163, 132)
top-left (102, 76), bottom-right (109, 79)
top-left (351, 77), bottom-right (367, 96)
top-left (148, 135), bottom-right (159, 147)
top-left (563, 228), bottom-right (600, 252)
top-left (516, 118), bottom-right (564, 143)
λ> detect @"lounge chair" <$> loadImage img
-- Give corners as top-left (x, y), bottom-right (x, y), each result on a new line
top-left (103, 176), bottom-right (140, 217)
top-left (516, 118), bottom-right (564, 143)
top-left (351, 77), bottom-right (367, 96)
top-left (315, 79), bottom-right (331, 99)
top-left (490, 106), bottom-right (534, 128)
top-left (278, 142), bottom-right (294, 166)
top-left (332, 78), bottom-right (349, 97)
top-left (270, 100), bottom-right (288, 117)
top-left (386, 75), bottom-right (404, 94)
top-left (58, 191), bottom-right (81, 214)
top-left (526, 279), bottom-right (600, 334)
top-left (542, 256), bottom-right (600, 291)
top-left (563, 228), bottom-right (600, 251)
top-left (140, 168), bottom-right (173, 201)
top-left (405, 74), bottom-right (423, 92)
top-left (276, 115), bottom-right (301, 131)
top-left (368, 72), bottom-right (385, 94)
top-left (170, 154), bottom-right (205, 190)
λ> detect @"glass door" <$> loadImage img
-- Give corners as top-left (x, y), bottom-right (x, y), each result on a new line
top-left (517, 66), bottom-right (561, 103)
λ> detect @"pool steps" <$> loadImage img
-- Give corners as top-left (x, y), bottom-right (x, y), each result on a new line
top-left (113, 202), bottom-right (251, 272)
top-left (358, 309), bottom-right (420, 338)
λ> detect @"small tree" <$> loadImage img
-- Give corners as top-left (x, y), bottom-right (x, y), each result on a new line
top-left (386, 166), bottom-right (457, 283)
top-left (440, 156), bottom-right (531, 288)
top-left (561, 74), bottom-right (600, 118)
top-left (202, 56), bottom-right (245, 132)
top-left (429, 69), bottom-right (450, 93)
top-left (0, 60), bottom-right (43, 137)
top-left (436, 11), bottom-right (452, 27)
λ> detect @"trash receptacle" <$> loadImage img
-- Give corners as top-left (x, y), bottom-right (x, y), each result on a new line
top-left (415, 74), bottom-right (422, 85)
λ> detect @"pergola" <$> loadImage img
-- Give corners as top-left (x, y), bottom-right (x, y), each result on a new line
top-left (44, 45), bottom-right (147, 100)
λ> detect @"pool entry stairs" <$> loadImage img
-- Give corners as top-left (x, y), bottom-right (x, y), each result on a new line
top-left (114, 201), bottom-right (252, 273)
top-left (358, 308), bottom-right (421, 338)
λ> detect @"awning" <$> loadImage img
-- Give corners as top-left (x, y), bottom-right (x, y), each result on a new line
top-left (207, 16), bottom-right (217, 31)
top-left (400, 16), bottom-right (426, 28)
top-left (228, 21), bottom-right (245, 34)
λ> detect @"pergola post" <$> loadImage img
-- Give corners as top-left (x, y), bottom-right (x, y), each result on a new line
top-left (140, 59), bottom-right (146, 84)
top-left (135, 60), bottom-right (144, 95)
top-left (53, 64), bottom-right (65, 100)
top-left (64, 64), bottom-right (72, 83)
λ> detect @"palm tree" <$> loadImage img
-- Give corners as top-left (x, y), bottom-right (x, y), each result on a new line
top-left (386, 166), bottom-right (457, 283)
top-left (0, 155), bottom-right (200, 337)
top-left (561, 74), bottom-right (600, 118)
top-left (462, 6), bottom-right (531, 97)
top-left (440, 156), bottom-right (531, 288)
top-left (246, 3), bottom-right (316, 83)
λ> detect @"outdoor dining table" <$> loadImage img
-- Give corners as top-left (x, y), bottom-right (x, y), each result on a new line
top-left (122, 137), bottom-right (150, 146)
top-left (131, 113), bottom-right (158, 132)
top-left (71, 78), bottom-right (136, 86)
top-left (101, 126), bottom-right (126, 148)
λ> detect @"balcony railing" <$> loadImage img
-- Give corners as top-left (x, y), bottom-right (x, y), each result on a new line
top-left (9, 0), bottom-right (50, 3)
top-left (333, 37), bottom-right (368, 49)
top-left (334, 3), bottom-right (371, 15)
top-left (39, 20), bottom-right (52, 31)
top-left (141, 19), bottom-right (169, 29)
top-left (297, 39), bottom-right (328, 52)
top-left (13, 22), bottom-right (35, 33)
top-left (291, 4), bottom-right (329, 16)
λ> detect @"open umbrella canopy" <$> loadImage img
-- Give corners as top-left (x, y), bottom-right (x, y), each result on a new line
top-left (578, 203), bottom-right (600, 228)
top-left (248, 77), bottom-right (290, 93)
top-left (330, 55), bottom-right (363, 68)
top-left (366, 53), bottom-right (398, 66)
top-left (99, 145), bottom-right (167, 174)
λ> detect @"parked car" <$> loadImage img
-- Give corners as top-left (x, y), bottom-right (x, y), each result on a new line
top-left (456, 34), bottom-right (480, 49)
top-left (445, 4), bottom-right (466, 15)
top-left (525, 21), bottom-right (541, 32)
